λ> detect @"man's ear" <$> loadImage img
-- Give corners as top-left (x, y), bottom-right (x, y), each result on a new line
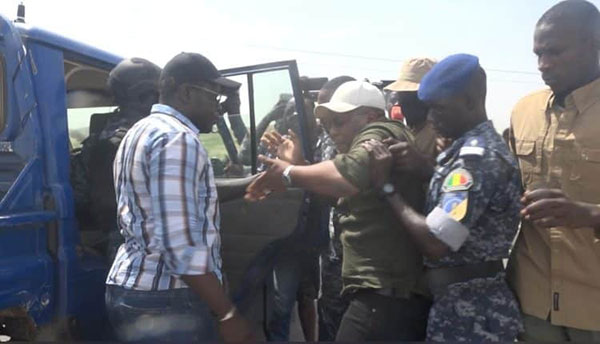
top-left (366, 110), bottom-right (382, 122)
top-left (463, 94), bottom-right (477, 112)
top-left (176, 84), bottom-right (191, 105)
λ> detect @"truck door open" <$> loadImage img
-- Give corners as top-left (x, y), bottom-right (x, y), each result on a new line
top-left (204, 60), bottom-right (312, 336)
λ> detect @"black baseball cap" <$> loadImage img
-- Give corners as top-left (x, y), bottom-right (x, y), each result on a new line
top-left (161, 52), bottom-right (241, 91)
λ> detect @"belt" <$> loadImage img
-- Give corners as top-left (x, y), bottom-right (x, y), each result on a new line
top-left (350, 288), bottom-right (414, 299)
top-left (372, 288), bottom-right (409, 299)
top-left (426, 260), bottom-right (504, 295)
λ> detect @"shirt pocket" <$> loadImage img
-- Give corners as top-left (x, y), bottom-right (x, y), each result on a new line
top-left (569, 147), bottom-right (600, 203)
top-left (514, 140), bottom-right (536, 185)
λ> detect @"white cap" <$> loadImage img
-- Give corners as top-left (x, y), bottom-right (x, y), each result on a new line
top-left (314, 81), bottom-right (386, 118)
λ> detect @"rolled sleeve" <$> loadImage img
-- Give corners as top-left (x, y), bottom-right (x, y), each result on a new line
top-left (148, 132), bottom-right (216, 276)
top-left (333, 146), bottom-right (370, 191)
top-left (333, 124), bottom-right (409, 191)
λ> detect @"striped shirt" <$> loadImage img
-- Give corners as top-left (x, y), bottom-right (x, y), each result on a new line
top-left (106, 104), bottom-right (222, 290)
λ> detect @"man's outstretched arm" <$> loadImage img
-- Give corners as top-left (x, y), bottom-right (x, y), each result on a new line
top-left (245, 157), bottom-right (359, 201)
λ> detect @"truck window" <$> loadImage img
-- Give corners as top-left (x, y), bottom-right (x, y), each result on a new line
top-left (64, 62), bottom-right (115, 150)
top-left (67, 104), bottom-right (116, 150)
top-left (198, 74), bottom-right (248, 177)
top-left (204, 69), bottom-right (296, 178)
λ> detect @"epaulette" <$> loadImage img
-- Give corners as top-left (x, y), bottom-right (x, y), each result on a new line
top-left (459, 136), bottom-right (485, 157)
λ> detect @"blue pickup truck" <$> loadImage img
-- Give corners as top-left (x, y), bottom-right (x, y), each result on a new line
top-left (0, 10), bottom-right (315, 340)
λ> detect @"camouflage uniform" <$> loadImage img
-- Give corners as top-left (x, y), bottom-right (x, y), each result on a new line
top-left (73, 112), bottom-right (134, 260)
top-left (312, 126), bottom-right (337, 163)
top-left (313, 128), bottom-right (350, 341)
top-left (291, 125), bottom-right (338, 303)
top-left (424, 120), bottom-right (522, 342)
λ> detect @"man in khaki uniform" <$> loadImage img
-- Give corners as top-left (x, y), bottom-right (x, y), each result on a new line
top-left (507, 0), bottom-right (600, 341)
top-left (385, 57), bottom-right (438, 160)
top-left (384, 58), bottom-right (439, 184)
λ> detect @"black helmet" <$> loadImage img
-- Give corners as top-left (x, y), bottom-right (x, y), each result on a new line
top-left (107, 57), bottom-right (161, 104)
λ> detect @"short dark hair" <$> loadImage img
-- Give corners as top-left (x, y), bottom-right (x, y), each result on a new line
top-left (318, 76), bottom-right (356, 104)
top-left (537, 0), bottom-right (600, 42)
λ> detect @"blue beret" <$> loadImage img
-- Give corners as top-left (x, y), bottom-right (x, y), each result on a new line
top-left (418, 54), bottom-right (480, 102)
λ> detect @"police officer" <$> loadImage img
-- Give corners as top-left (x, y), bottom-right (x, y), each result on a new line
top-left (364, 54), bottom-right (522, 342)
top-left (76, 57), bottom-right (161, 259)
top-left (507, 0), bottom-right (600, 340)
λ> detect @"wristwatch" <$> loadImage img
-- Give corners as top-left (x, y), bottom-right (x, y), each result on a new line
top-left (218, 306), bottom-right (237, 322)
top-left (282, 165), bottom-right (294, 187)
top-left (380, 182), bottom-right (396, 198)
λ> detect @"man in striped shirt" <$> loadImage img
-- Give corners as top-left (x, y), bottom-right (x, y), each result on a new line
top-left (105, 52), bottom-right (253, 342)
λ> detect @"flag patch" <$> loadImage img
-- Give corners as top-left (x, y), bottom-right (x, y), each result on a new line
top-left (442, 168), bottom-right (473, 192)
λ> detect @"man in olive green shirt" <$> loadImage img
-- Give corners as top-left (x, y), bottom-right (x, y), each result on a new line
top-left (246, 81), bottom-right (430, 341)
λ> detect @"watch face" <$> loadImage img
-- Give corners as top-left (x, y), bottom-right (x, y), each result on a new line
top-left (282, 165), bottom-right (293, 187)
top-left (383, 183), bottom-right (394, 194)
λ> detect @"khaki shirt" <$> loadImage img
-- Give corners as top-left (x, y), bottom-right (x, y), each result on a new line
top-left (333, 119), bottom-right (423, 296)
top-left (507, 78), bottom-right (600, 331)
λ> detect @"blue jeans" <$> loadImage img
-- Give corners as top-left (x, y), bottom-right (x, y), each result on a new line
top-left (266, 249), bottom-right (319, 341)
top-left (266, 254), bottom-right (302, 341)
top-left (105, 285), bottom-right (217, 342)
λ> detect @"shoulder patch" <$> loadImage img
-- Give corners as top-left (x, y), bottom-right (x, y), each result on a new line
top-left (459, 136), bottom-right (485, 157)
top-left (442, 168), bottom-right (473, 192)
top-left (441, 191), bottom-right (469, 221)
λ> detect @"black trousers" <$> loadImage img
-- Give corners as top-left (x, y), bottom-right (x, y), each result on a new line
top-left (335, 290), bottom-right (431, 342)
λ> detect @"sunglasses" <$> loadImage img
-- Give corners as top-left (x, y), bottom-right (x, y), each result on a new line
top-left (187, 84), bottom-right (223, 103)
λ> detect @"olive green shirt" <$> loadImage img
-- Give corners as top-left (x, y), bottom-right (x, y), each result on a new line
top-left (333, 119), bottom-right (424, 296)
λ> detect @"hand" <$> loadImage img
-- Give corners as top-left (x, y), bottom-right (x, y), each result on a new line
top-left (245, 155), bottom-right (290, 201)
top-left (261, 130), bottom-right (285, 155)
top-left (219, 313), bottom-right (255, 342)
top-left (220, 91), bottom-right (241, 115)
top-left (521, 188), bottom-right (600, 228)
top-left (436, 137), bottom-right (453, 154)
top-left (261, 130), bottom-right (305, 164)
top-left (383, 138), bottom-right (433, 180)
top-left (277, 130), bottom-right (305, 165)
top-left (362, 139), bottom-right (392, 189)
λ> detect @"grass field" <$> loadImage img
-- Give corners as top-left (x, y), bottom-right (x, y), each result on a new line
top-left (199, 132), bottom-right (232, 160)
top-left (67, 108), bottom-right (236, 162)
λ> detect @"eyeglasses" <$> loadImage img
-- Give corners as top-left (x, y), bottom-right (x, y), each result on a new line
top-left (187, 84), bottom-right (223, 103)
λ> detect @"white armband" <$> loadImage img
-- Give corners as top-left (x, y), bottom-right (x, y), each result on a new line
top-left (426, 206), bottom-right (470, 252)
